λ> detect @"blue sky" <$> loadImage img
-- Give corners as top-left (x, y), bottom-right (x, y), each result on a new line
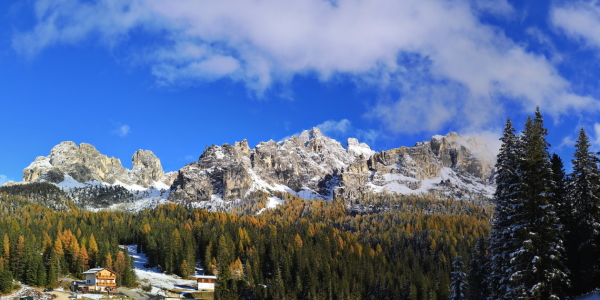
top-left (1, 0), bottom-right (600, 184)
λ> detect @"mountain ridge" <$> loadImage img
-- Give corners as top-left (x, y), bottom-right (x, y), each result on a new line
top-left (5, 129), bottom-right (497, 211)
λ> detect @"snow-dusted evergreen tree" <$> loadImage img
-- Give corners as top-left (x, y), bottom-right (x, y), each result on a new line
top-left (551, 153), bottom-right (568, 222)
top-left (487, 118), bottom-right (522, 300)
top-left (508, 109), bottom-right (569, 299)
top-left (468, 238), bottom-right (489, 300)
top-left (450, 256), bottom-right (469, 300)
top-left (569, 128), bottom-right (600, 294)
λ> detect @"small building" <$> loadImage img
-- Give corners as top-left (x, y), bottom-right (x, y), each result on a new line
top-left (71, 281), bottom-right (87, 292)
top-left (80, 268), bottom-right (118, 293)
top-left (195, 275), bottom-right (217, 291)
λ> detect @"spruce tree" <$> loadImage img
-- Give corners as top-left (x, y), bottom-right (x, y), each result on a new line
top-left (569, 127), bottom-right (600, 294)
top-left (508, 108), bottom-right (569, 299)
top-left (0, 269), bottom-right (13, 293)
top-left (469, 238), bottom-right (489, 300)
top-left (450, 256), bottom-right (468, 300)
top-left (487, 118), bottom-right (522, 300)
top-left (46, 259), bottom-right (57, 288)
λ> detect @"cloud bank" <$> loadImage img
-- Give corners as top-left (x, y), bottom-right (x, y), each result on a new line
top-left (552, 1), bottom-right (600, 50)
top-left (13, 0), bottom-right (599, 134)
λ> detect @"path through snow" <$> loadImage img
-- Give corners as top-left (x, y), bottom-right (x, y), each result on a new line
top-left (124, 245), bottom-right (196, 293)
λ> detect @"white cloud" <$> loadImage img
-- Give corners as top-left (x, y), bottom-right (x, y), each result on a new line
top-left (466, 129), bottom-right (502, 157)
top-left (316, 119), bottom-right (351, 136)
top-left (0, 175), bottom-right (11, 186)
top-left (593, 123), bottom-right (600, 150)
top-left (356, 129), bottom-right (381, 146)
top-left (471, 0), bottom-right (515, 18)
top-left (551, 1), bottom-right (600, 50)
top-left (559, 134), bottom-right (576, 150)
top-left (112, 124), bottom-right (131, 137)
top-left (13, 0), bottom-right (599, 134)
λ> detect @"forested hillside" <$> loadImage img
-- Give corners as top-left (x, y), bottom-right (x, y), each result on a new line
top-left (0, 188), bottom-right (490, 300)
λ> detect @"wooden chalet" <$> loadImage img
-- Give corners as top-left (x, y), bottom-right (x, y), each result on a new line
top-left (78, 268), bottom-right (118, 292)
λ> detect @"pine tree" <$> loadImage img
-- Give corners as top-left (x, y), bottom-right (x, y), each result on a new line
top-left (569, 127), bottom-right (600, 294)
top-left (36, 258), bottom-right (47, 287)
top-left (450, 256), bottom-right (468, 300)
top-left (0, 269), bottom-right (13, 293)
top-left (487, 118), bottom-right (522, 300)
top-left (121, 251), bottom-right (136, 287)
top-left (46, 258), bottom-right (58, 288)
top-left (508, 109), bottom-right (569, 299)
top-left (469, 238), bottom-right (489, 300)
top-left (12, 235), bottom-right (25, 280)
top-left (551, 153), bottom-right (568, 219)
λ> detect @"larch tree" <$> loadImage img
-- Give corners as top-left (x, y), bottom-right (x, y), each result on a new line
top-left (88, 234), bottom-right (99, 268)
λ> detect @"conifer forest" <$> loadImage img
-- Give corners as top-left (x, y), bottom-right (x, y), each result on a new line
top-left (0, 108), bottom-right (598, 300)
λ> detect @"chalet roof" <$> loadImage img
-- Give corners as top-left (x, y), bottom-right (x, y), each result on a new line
top-left (82, 268), bottom-right (117, 275)
top-left (194, 275), bottom-right (217, 279)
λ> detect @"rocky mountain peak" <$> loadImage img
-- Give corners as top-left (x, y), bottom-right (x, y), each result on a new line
top-left (13, 131), bottom-right (497, 212)
top-left (347, 138), bottom-right (375, 158)
top-left (132, 150), bottom-right (165, 187)
top-left (298, 127), bottom-right (323, 143)
top-left (169, 130), bottom-right (496, 205)
top-left (22, 142), bottom-right (171, 188)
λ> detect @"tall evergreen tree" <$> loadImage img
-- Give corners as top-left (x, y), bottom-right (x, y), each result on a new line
top-left (488, 118), bottom-right (522, 300)
top-left (0, 269), bottom-right (13, 293)
top-left (551, 153), bottom-right (569, 224)
top-left (569, 128), bottom-right (600, 294)
top-left (509, 109), bottom-right (569, 299)
top-left (450, 256), bottom-right (468, 300)
top-left (469, 238), bottom-right (489, 300)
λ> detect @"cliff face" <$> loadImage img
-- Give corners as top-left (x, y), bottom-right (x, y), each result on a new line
top-left (22, 142), bottom-right (172, 188)
top-left (169, 129), bottom-right (496, 203)
top-left (16, 130), bottom-right (495, 211)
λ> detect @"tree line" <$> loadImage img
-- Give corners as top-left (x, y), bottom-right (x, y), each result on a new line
top-left (464, 108), bottom-right (600, 300)
top-left (0, 184), bottom-right (491, 299)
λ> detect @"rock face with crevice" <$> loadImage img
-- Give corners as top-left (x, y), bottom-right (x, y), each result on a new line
top-left (169, 129), bottom-right (496, 203)
top-left (22, 141), bottom-right (173, 188)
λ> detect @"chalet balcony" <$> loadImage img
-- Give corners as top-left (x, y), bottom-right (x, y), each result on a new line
top-left (96, 276), bottom-right (116, 280)
top-left (96, 281), bottom-right (116, 286)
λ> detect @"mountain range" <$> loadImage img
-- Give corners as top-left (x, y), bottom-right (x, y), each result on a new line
top-left (2, 128), bottom-right (497, 212)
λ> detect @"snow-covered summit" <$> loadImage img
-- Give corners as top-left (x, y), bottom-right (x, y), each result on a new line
top-left (14, 131), bottom-right (497, 213)
top-left (347, 138), bottom-right (376, 158)
top-left (170, 130), bottom-right (497, 205)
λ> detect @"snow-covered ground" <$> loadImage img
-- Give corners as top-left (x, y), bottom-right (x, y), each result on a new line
top-left (123, 245), bottom-right (197, 294)
top-left (368, 167), bottom-right (494, 198)
top-left (257, 196), bottom-right (285, 214)
top-left (4, 287), bottom-right (55, 300)
top-left (577, 291), bottom-right (600, 300)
